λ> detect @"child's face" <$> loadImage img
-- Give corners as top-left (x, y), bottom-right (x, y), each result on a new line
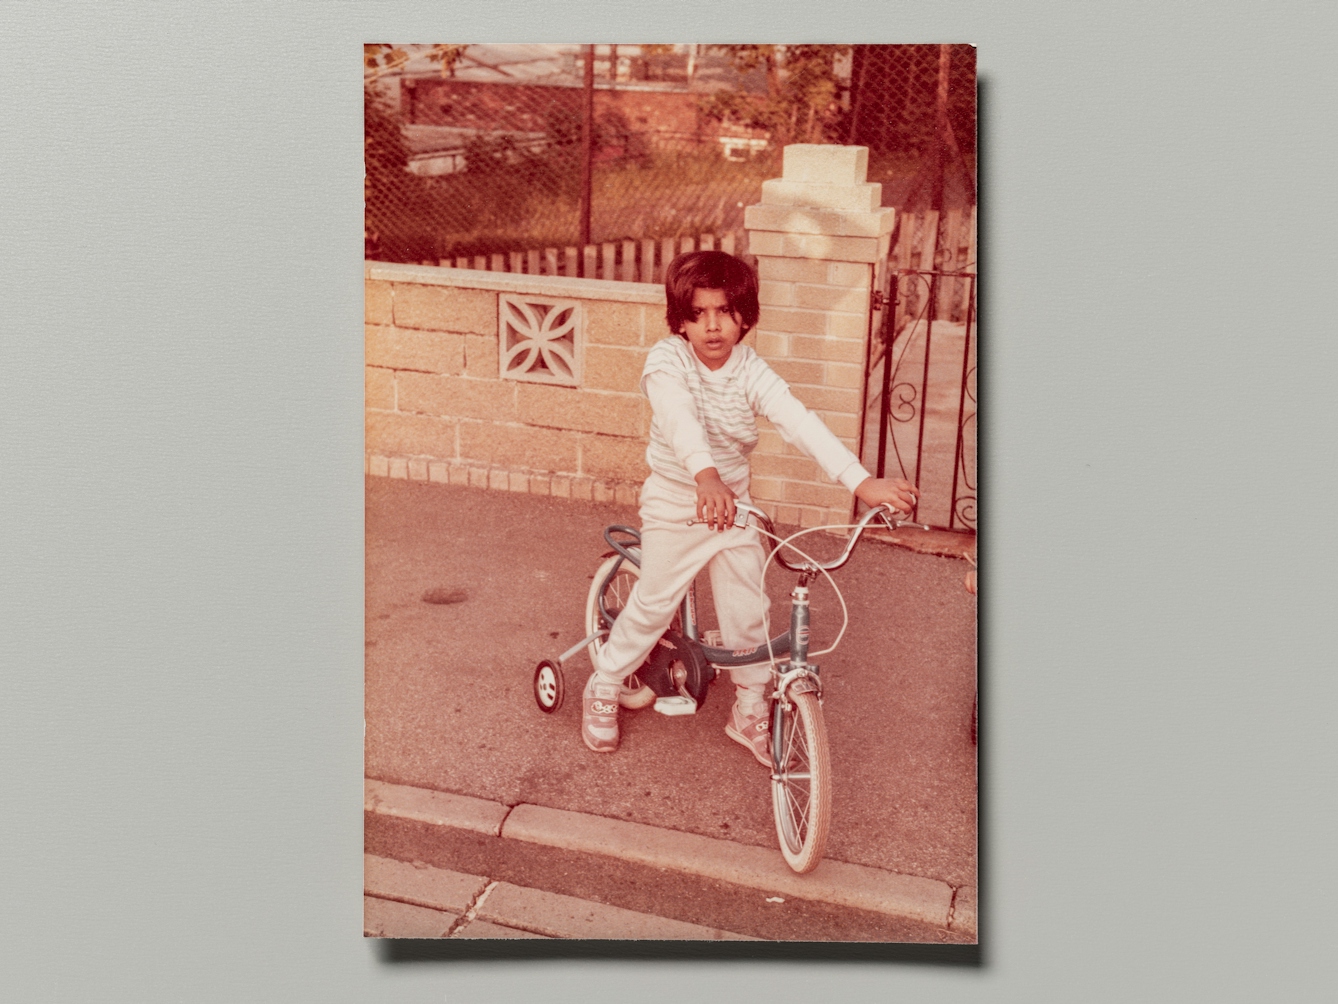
top-left (679, 287), bottom-right (743, 371)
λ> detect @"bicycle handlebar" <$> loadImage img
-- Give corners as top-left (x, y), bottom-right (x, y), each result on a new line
top-left (692, 502), bottom-right (928, 574)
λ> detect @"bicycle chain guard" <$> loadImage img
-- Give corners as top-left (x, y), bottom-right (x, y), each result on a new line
top-left (636, 629), bottom-right (714, 710)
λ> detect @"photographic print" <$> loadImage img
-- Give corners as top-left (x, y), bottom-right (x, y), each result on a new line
top-left (363, 43), bottom-right (977, 943)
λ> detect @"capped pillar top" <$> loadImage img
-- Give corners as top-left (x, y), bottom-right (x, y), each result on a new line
top-left (747, 142), bottom-right (894, 260)
top-left (759, 144), bottom-right (884, 213)
top-left (781, 144), bottom-right (869, 186)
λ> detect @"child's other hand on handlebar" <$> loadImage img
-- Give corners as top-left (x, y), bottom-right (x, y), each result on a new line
top-left (854, 476), bottom-right (919, 515)
top-left (694, 468), bottom-right (737, 532)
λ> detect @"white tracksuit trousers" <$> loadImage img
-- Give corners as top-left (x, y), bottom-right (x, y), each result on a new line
top-left (592, 473), bottom-right (772, 694)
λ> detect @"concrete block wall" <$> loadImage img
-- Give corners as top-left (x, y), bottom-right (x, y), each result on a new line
top-left (365, 263), bottom-right (664, 506)
top-left (743, 144), bottom-right (895, 527)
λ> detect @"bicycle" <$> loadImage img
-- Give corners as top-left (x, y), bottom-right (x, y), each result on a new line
top-left (532, 501), bottom-right (925, 874)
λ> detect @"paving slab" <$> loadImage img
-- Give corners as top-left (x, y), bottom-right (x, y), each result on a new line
top-left (366, 799), bottom-right (972, 942)
top-left (477, 882), bottom-right (758, 940)
top-left (363, 854), bottom-right (488, 914)
top-left (363, 896), bottom-right (457, 938)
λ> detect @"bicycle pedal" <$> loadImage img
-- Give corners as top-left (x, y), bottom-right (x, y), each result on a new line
top-left (653, 696), bottom-right (698, 716)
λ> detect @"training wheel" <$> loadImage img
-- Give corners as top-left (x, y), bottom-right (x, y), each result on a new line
top-left (533, 659), bottom-right (564, 713)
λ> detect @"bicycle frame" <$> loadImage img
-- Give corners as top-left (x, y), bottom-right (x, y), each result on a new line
top-left (566, 502), bottom-right (926, 873)
top-left (599, 524), bottom-right (792, 668)
top-left (598, 504), bottom-right (917, 675)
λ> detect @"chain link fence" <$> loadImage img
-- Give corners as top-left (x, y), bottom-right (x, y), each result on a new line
top-left (850, 44), bottom-right (976, 213)
top-left (365, 44), bottom-right (974, 275)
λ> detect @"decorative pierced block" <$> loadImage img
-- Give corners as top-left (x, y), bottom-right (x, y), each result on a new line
top-left (499, 294), bottom-right (582, 386)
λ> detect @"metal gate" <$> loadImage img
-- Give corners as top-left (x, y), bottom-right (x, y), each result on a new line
top-left (859, 209), bottom-right (976, 533)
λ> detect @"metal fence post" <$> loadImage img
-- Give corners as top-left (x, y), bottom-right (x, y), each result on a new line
top-left (578, 44), bottom-right (595, 259)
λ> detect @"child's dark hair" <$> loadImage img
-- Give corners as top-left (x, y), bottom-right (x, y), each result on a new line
top-left (664, 250), bottom-right (760, 337)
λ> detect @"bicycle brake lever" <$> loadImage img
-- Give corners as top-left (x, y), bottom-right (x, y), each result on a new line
top-left (875, 505), bottom-right (930, 531)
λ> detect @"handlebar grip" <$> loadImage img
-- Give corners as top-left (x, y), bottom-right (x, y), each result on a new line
top-left (687, 502), bottom-right (772, 532)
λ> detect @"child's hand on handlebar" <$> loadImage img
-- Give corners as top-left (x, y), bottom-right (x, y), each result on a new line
top-left (854, 476), bottom-right (919, 515)
top-left (693, 468), bottom-right (737, 532)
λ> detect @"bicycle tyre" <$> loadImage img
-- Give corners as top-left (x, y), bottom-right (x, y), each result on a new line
top-left (585, 552), bottom-right (705, 710)
top-left (770, 690), bottom-right (832, 874)
top-left (585, 552), bottom-right (693, 663)
top-left (585, 553), bottom-right (639, 665)
top-left (584, 554), bottom-right (659, 711)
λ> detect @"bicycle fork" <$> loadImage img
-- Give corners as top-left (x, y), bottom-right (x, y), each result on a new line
top-left (771, 572), bottom-right (821, 770)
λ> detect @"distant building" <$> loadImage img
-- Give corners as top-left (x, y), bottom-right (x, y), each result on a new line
top-left (388, 44), bottom-right (770, 176)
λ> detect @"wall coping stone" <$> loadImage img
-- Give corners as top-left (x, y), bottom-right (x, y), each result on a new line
top-left (759, 178), bottom-right (883, 213)
top-left (744, 203), bottom-right (896, 238)
top-left (781, 143), bottom-right (869, 185)
top-left (366, 262), bottom-right (666, 305)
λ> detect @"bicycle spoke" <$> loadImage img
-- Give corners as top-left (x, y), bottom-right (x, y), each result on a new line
top-left (785, 784), bottom-right (809, 830)
top-left (600, 567), bottom-right (636, 629)
top-left (777, 703), bottom-right (815, 847)
top-left (782, 708), bottom-right (799, 768)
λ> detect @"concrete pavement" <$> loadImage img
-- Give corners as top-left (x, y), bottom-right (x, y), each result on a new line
top-left (364, 853), bottom-right (758, 940)
top-left (365, 475), bottom-right (976, 941)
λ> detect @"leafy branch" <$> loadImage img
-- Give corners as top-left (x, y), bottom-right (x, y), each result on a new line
top-left (364, 44), bottom-right (468, 82)
top-left (697, 45), bottom-right (850, 147)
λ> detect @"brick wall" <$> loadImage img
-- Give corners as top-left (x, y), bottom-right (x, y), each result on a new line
top-left (743, 144), bottom-right (896, 527)
top-left (365, 264), bottom-right (662, 505)
top-left (366, 143), bottom-right (893, 527)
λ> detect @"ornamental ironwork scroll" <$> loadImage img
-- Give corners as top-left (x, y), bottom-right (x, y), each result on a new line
top-left (860, 264), bottom-right (976, 533)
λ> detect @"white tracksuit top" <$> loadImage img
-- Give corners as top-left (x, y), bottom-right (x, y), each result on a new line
top-left (640, 336), bottom-right (872, 495)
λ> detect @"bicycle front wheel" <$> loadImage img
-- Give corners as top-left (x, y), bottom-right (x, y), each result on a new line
top-left (770, 690), bottom-right (832, 874)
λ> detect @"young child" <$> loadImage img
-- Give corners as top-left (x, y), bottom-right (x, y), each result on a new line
top-left (583, 250), bottom-right (918, 763)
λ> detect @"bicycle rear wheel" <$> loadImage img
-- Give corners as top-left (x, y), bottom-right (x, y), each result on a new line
top-left (585, 553), bottom-right (695, 662)
top-left (584, 554), bottom-right (658, 711)
top-left (770, 690), bottom-right (832, 874)
top-left (585, 553), bottom-right (639, 665)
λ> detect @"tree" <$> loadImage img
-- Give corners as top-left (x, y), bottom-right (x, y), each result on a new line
top-left (363, 43), bottom-right (467, 81)
top-left (696, 45), bottom-right (850, 148)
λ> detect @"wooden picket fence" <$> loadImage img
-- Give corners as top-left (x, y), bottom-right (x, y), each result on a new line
top-left (886, 205), bottom-right (977, 329)
top-left (439, 230), bottom-right (748, 284)
top-left (434, 206), bottom-right (975, 309)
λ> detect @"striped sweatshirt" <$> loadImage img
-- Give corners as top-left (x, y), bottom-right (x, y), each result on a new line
top-left (640, 336), bottom-right (871, 494)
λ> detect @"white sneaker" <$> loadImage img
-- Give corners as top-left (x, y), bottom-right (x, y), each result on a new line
top-left (724, 701), bottom-right (772, 767)
top-left (582, 675), bottom-right (620, 753)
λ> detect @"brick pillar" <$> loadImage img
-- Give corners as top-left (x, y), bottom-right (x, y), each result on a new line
top-left (743, 144), bottom-right (896, 528)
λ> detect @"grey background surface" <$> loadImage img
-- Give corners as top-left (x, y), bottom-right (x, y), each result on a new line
top-left (3, 1), bottom-right (1335, 1001)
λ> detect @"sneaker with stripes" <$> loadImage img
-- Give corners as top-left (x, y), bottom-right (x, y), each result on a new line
top-left (582, 674), bottom-right (621, 753)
